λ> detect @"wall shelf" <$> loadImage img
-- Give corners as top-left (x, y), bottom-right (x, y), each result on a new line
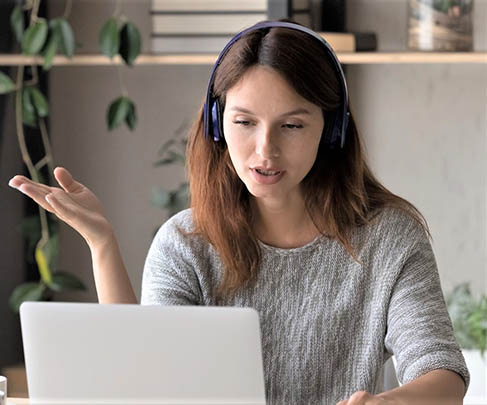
top-left (0, 52), bottom-right (486, 66)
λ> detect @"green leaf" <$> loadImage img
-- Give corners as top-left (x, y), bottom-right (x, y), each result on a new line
top-left (35, 246), bottom-right (53, 286)
top-left (22, 20), bottom-right (48, 55)
top-left (9, 282), bottom-right (46, 313)
top-left (107, 96), bottom-right (130, 130)
top-left (30, 87), bottom-right (49, 117)
top-left (18, 216), bottom-right (42, 262)
top-left (22, 87), bottom-right (37, 127)
top-left (10, 5), bottom-right (24, 44)
top-left (45, 233), bottom-right (59, 270)
top-left (167, 183), bottom-right (189, 217)
top-left (153, 157), bottom-right (176, 166)
top-left (0, 71), bottom-right (15, 94)
top-left (157, 139), bottom-right (176, 156)
top-left (119, 22), bottom-right (141, 66)
top-left (55, 18), bottom-right (75, 58)
top-left (50, 271), bottom-right (86, 292)
top-left (153, 151), bottom-right (186, 167)
top-left (168, 150), bottom-right (186, 164)
top-left (99, 17), bottom-right (119, 59)
top-left (125, 99), bottom-right (137, 130)
top-left (447, 282), bottom-right (487, 353)
top-left (22, 87), bottom-right (35, 113)
top-left (41, 29), bottom-right (59, 71)
top-left (151, 187), bottom-right (171, 209)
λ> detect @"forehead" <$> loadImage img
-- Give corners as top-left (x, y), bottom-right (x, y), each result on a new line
top-left (224, 65), bottom-right (310, 107)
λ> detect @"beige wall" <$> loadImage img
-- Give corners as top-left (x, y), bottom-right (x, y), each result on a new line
top-left (44, 0), bottom-right (487, 304)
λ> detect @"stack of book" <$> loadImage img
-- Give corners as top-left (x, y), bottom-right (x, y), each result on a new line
top-left (150, 0), bottom-right (268, 54)
top-left (150, 0), bottom-right (376, 54)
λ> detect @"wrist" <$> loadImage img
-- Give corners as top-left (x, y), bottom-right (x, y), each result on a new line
top-left (87, 225), bottom-right (117, 253)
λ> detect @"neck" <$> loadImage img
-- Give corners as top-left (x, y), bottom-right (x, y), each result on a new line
top-left (251, 192), bottom-right (322, 249)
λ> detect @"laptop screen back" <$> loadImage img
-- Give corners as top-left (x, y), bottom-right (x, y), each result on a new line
top-left (20, 302), bottom-right (266, 405)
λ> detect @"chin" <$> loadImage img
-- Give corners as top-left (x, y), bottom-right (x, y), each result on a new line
top-left (244, 181), bottom-right (286, 200)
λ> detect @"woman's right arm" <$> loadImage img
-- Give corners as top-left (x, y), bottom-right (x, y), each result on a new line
top-left (8, 166), bottom-right (137, 304)
top-left (89, 229), bottom-right (137, 304)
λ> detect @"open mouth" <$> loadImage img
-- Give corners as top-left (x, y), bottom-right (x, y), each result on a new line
top-left (254, 168), bottom-right (282, 176)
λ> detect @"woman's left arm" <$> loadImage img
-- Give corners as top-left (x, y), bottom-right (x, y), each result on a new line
top-left (337, 365), bottom-right (464, 405)
top-left (376, 368), bottom-right (465, 404)
top-left (336, 219), bottom-right (469, 405)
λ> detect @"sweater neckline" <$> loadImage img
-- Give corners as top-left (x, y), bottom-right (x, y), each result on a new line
top-left (257, 233), bottom-right (328, 255)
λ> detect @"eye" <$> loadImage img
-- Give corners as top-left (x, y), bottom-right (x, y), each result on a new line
top-left (233, 120), bottom-right (252, 126)
top-left (283, 123), bottom-right (304, 129)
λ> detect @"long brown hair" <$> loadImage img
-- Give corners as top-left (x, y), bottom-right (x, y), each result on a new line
top-left (186, 20), bottom-right (431, 299)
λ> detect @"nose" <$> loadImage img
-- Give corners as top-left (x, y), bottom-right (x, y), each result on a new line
top-left (255, 127), bottom-right (280, 159)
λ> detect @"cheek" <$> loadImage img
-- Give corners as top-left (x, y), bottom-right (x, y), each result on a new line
top-left (288, 136), bottom-right (321, 167)
top-left (225, 135), bottom-right (251, 173)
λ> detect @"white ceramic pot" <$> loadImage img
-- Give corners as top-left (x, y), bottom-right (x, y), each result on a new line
top-left (462, 349), bottom-right (487, 403)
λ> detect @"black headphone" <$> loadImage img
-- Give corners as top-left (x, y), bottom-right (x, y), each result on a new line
top-left (203, 20), bottom-right (350, 149)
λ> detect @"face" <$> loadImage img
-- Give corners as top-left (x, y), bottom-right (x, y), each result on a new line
top-left (222, 65), bottom-right (324, 205)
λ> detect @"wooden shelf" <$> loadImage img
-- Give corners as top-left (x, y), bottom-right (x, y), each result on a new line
top-left (0, 52), bottom-right (486, 66)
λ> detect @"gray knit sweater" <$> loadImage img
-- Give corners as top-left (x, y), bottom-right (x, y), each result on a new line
top-left (140, 207), bottom-right (470, 404)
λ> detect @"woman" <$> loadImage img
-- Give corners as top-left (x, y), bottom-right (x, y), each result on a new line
top-left (8, 20), bottom-right (469, 405)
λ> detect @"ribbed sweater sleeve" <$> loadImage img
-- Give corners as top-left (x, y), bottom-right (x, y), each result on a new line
top-left (384, 221), bottom-right (469, 392)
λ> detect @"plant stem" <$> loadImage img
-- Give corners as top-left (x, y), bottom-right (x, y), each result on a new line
top-left (31, 65), bottom-right (55, 178)
top-left (117, 64), bottom-right (128, 97)
top-left (15, 65), bottom-right (50, 253)
top-left (30, 0), bottom-right (40, 24)
top-left (114, 0), bottom-right (123, 17)
top-left (23, 0), bottom-right (34, 11)
top-left (24, 78), bottom-right (39, 87)
top-left (17, 0), bottom-right (52, 264)
top-left (38, 118), bottom-right (55, 176)
top-left (63, 0), bottom-right (73, 19)
top-left (31, 64), bottom-right (39, 84)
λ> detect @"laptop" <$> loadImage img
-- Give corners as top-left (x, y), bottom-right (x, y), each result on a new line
top-left (19, 302), bottom-right (266, 405)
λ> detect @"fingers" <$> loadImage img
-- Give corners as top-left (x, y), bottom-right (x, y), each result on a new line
top-left (8, 167), bottom-right (84, 197)
top-left (9, 174), bottom-right (53, 194)
top-left (53, 167), bottom-right (84, 193)
top-left (15, 183), bottom-right (56, 214)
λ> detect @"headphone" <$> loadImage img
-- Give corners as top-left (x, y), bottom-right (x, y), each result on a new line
top-left (203, 21), bottom-right (350, 149)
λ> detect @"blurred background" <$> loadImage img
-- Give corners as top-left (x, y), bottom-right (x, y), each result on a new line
top-left (0, 0), bottom-right (486, 400)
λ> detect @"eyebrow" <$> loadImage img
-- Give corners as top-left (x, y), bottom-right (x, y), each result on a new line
top-left (229, 106), bottom-right (311, 117)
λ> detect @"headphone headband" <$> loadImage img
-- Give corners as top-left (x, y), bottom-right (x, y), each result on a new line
top-left (203, 21), bottom-right (350, 149)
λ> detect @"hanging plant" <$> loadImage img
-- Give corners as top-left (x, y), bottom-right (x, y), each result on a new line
top-left (3, 0), bottom-right (143, 313)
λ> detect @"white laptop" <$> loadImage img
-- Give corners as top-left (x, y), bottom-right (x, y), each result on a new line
top-left (19, 302), bottom-right (266, 405)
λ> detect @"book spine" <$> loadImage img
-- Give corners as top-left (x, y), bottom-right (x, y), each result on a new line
top-left (151, 0), bottom-right (267, 12)
top-left (151, 36), bottom-right (233, 53)
top-left (151, 14), bottom-right (268, 35)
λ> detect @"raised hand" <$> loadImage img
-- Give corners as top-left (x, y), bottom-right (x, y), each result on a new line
top-left (8, 167), bottom-right (113, 249)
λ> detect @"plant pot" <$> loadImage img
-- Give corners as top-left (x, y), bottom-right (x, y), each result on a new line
top-left (462, 349), bottom-right (487, 402)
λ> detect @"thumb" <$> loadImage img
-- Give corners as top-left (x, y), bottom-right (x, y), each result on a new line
top-left (53, 167), bottom-right (83, 193)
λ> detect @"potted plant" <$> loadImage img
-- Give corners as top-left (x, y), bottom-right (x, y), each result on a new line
top-left (446, 282), bottom-right (487, 400)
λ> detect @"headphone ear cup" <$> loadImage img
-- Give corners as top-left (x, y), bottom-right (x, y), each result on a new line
top-left (322, 110), bottom-right (341, 150)
top-left (211, 99), bottom-right (224, 142)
